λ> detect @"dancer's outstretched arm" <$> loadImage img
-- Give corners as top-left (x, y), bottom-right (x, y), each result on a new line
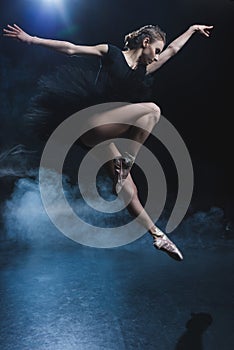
top-left (147, 24), bottom-right (213, 74)
top-left (3, 24), bottom-right (108, 56)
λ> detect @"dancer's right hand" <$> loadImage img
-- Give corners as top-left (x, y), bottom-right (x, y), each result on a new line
top-left (3, 24), bottom-right (33, 44)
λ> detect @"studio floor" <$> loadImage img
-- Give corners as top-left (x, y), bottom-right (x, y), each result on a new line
top-left (0, 232), bottom-right (233, 350)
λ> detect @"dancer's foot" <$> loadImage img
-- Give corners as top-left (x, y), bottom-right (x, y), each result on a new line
top-left (151, 227), bottom-right (183, 261)
top-left (113, 152), bottom-right (135, 194)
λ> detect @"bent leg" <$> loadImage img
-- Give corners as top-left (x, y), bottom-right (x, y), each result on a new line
top-left (80, 102), bottom-right (161, 158)
top-left (79, 102), bottom-right (161, 193)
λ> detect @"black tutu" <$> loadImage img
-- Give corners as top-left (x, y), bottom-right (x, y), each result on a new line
top-left (23, 44), bottom-right (156, 145)
top-left (1, 45), bottom-right (158, 188)
top-left (24, 56), bottom-right (103, 144)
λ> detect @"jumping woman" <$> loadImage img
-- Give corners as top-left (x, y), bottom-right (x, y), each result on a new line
top-left (3, 22), bottom-right (213, 260)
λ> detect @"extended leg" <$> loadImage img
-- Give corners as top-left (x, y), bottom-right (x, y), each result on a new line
top-left (93, 142), bottom-right (183, 261)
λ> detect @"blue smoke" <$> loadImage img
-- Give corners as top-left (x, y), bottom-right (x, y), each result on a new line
top-left (1, 167), bottom-right (133, 247)
top-left (1, 169), bottom-right (228, 250)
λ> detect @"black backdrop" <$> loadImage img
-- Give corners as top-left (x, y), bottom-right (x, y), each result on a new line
top-left (0, 0), bottom-right (233, 220)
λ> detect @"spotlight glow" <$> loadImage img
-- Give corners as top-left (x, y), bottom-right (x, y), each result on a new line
top-left (41, 0), bottom-right (69, 24)
top-left (43, 0), bottom-right (63, 5)
top-left (42, 0), bottom-right (64, 11)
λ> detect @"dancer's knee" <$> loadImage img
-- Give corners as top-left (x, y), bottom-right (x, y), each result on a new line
top-left (142, 102), bottom-right (161, 124)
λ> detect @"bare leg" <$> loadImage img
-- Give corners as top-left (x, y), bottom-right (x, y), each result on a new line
top-left (80, 102), bottom-right (161, 158)
top-left (79, 104), bottom-right (183, 260)
top-left (93, 142), bottom-right (183, 261)
top-left (79, 102), bottom-right (161, 193)
top-left (92, 142), bottom-right (156, 232)
top-left (79, 102), bottom-right (161, 231)
top-left (125, 104), bottom-right (161, 158)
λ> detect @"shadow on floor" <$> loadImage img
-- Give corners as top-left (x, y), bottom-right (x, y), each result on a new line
top-left (175, 312), bottom-right (213, 350)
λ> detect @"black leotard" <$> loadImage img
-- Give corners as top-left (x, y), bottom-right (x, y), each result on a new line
top-left (24, 44), bottom-right (155, 143)
top-left (95, 44), bottom-right (154, 102)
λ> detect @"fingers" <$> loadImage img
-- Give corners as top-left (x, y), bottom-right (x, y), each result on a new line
top-left (7, 24), bottom-right (19, 32)
top-left (3, 34), bottom-right (17, 38)
top-left (204, 28), bottom-right (213, 37)
top-left (2, 24), bottom-right (22, 38)
top-left (3, 24), bottom-right (21, 34)
top-left (13, 24), bottom-right (22, 31)
top-left (199, 25), bottom-right (213, 37)
top-left (203, 29), bottom-right (210, 37)
top-left (3, 29), bottom-right (16, 34)
top-left (201, 25), bottom-right (213, 29)
top-left (204, 25), bottom-right (214, 34)
top-left (3, 29), bottom-right (17, 38)
top-left (196, 25), bottom-right (213, 31)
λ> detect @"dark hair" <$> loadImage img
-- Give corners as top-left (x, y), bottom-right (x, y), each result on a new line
top-left (124, 25), bottom-right (166, 50)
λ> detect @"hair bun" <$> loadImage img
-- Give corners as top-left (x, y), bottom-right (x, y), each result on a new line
top-left (124, 25), bottom-right (166, 50)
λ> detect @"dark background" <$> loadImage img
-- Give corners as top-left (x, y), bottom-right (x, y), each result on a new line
top-left (0, 2), bottom-right (234, 350)
top-left (0, 0), bottom-right (233, 220)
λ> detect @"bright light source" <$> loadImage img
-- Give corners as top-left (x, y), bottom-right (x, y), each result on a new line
top-left (41, 0), bottom-right (68, 23)
top-left (42, 0), bottom-right (64, 7)
top-left (43, 0), bottom-right (61, 4)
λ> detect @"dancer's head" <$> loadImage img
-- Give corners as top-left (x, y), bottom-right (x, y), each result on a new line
top-left (124, 25), bottom-right (166, 64)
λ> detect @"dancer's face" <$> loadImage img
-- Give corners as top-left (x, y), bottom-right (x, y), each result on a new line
top-left (140, 38), bottom-right (165, 65)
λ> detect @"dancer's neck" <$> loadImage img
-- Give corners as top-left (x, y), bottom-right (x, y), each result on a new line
top-left (122, 48), bottom-right (143, 69)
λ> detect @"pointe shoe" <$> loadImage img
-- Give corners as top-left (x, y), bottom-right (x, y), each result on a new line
top-left (113, 152), bottom-right (135, 194)
top-left (151, 227), bottom-right (183, 261)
